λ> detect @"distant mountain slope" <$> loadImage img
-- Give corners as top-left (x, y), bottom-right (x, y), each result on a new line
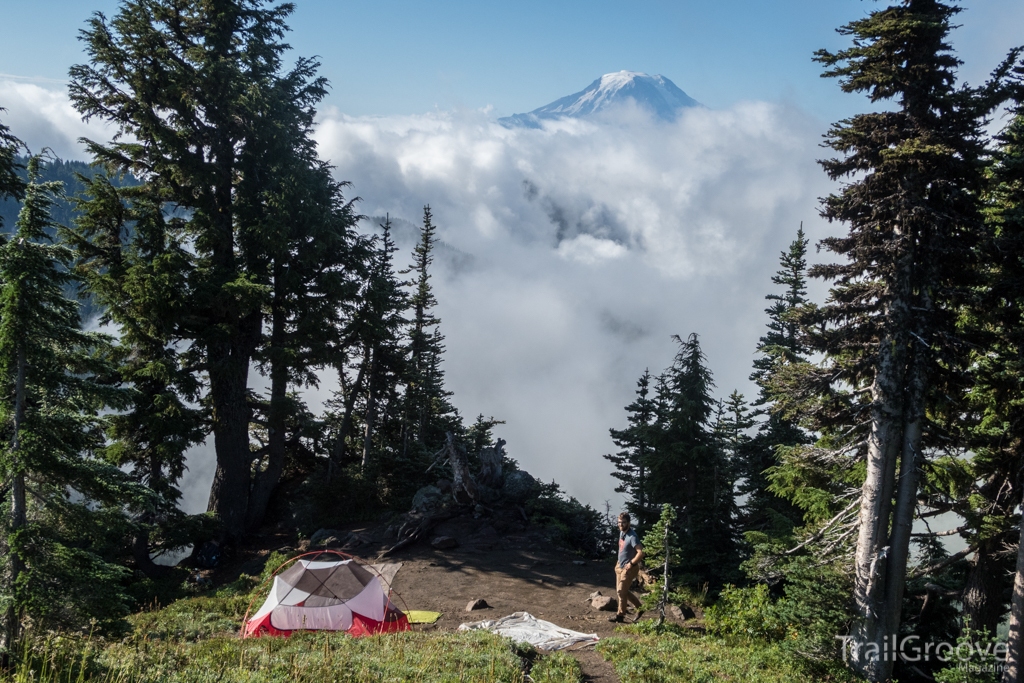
top-left (0, 156), bottom-right (141, 233)
top-left (499, 71), bottom-right (701, 128)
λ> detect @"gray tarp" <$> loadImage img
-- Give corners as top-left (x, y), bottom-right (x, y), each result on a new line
top-left (458, 611), bottom-right (599, 651)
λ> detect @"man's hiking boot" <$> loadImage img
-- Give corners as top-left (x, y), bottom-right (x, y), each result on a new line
top-left (608, 614), bottom-right (625, 623)
top-left (633, 610), bottom-right (645, 623)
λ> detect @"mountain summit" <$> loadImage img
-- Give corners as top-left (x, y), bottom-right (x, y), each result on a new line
top-left (499, 71), bottom-right (701, 128)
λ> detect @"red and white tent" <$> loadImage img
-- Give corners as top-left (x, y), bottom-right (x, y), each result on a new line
top-left (243, 552), bottom-right (410, 638)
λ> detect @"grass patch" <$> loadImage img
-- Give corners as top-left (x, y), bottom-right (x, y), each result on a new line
top-left (3, 626), bottom-right (584, 683)
top-left (596, 626), bottom-right (860, 683)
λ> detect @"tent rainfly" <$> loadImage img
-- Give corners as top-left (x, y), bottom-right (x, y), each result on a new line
top-left (243, 553), bottom-right (410, 638)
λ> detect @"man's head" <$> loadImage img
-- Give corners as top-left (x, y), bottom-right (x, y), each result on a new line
top-left (617, 512), bottom-right (631, 532)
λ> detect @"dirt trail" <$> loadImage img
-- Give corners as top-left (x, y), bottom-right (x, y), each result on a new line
top-left (234, 519), bottom-right (643, 681)
top-left (371, 532), bottom-right (629, 682)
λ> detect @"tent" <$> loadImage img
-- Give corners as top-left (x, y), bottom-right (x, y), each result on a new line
top-left (243, 552), bottom-right (410, 638)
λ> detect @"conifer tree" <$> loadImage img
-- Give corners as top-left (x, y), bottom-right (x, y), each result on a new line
top-left (969, 109), bottom-right (1024, 683)
top-left (0, 156), bottom-right (147, 651)
top-left (395, 206), bottom-right (459, 499)
top-left (356, 218), bottom-right (409, 471)
top-left (806, 3), bottom-right (994, 678)
top-left (69, 0), bottom-right (365, 540)
top-left (739, 228), bottom-right (811, 536)
top-left (70, 174), bottom-right (208, 575)
top-left (0, 113), bottom-right (23, 226)
top-left (649, 333), bottom-right (738, 587)
top-left (604, 369), bottom-right (658, 528)
top-left (640, 503), bottom-right (681, 625)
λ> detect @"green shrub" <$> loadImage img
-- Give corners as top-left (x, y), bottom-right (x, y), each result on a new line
top-left (597, 631), bottom-right (859, 683)
top-left (705, 584), bottom-right (787, 642)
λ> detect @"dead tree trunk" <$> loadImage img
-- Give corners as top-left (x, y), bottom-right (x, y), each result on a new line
top-left (1004, 506), bottom-right (1024, 683)
top-left (361, 348), bottom-right (379, 470)
top-left (851, 252), bottom-right (913, 682)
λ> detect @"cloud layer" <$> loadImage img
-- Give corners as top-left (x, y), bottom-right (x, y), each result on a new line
top-left (314, 103), bottom-right (835, 508)
top-left (0, 79), bottom-right (837, 511)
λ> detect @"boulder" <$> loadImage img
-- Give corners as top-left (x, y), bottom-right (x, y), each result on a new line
top-left (591, 596), bottom-right (618, 612)
top-left (466, 599), bottom-right (490, 611)
top-left (412, 485), bottom-right (444, 512)
top-left (503, 470), bottom-right (541, 503)
top-left (431, 536), bottom-right (459, 550)
top-left (309, 528), bottom-right (342, 545)
top-left (668, 604), bottom-right (696, 621)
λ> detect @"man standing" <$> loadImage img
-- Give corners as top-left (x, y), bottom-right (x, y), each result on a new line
top-left (610, 512), bottom-right (645, 623)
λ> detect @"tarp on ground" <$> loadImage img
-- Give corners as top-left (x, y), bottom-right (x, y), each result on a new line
top-left (458, 611), bottom-right (599, 651)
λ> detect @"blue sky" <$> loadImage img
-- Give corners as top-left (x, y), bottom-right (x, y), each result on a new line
top-left (1, 0), bottom-right (1021, 124)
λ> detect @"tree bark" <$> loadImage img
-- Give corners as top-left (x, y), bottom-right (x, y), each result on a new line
top-left (246, 280), bottom-right (288, 532)
top-left (206, 312), bottom-right (260, 543)
top-left (332, 345), bottom-right (369, 468)
top-left (360, 347), bottom-right (379, 470)
top-left (1002, 507), bottom-right (1024, 683)
top-left (132, 528), bottom-right (170, 579)
top-left (851, 253), bottom-right (912, 682)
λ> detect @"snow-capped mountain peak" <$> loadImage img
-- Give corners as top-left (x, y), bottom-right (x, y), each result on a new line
top-left (499, 71), bottom-right (700, 127)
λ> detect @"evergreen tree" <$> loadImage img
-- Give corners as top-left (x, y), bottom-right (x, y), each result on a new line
top-left (354, 218), bottom-right (410, 472)
top-left (649, 333), bottom-right (738, 587)
top-left (0, 156), bottom-right (148, 651)
top-left (739, 228), bottom-right (811, 537)
top-left (640, 503), bottom-right (682, 624)
top-left (604, 369), bottom-right (658, 528)
top-left (804, 3), bottom-right (996, 678)
top-left (395, 206), bottom-right (459, 500)
top-left (0, 113), bottom-right (23, 228)
top-left (69, 0), bottom-right (364, 541)
top-left (968, 109), bottom-right (1024, 683)
top-left (70, 174), bottom-right (209, 576)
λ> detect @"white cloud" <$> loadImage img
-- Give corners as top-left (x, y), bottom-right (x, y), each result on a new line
top-left (0, 80), bottom-right (115, 159)
top-left (314, 102), bottom-right (835, 508)
top-left (2, 82), bottom-right (839, 511)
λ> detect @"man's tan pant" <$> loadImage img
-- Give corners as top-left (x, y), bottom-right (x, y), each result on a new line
top-left (614, 563), bottom-right (643, 615)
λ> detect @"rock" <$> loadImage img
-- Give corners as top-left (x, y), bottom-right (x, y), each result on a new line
top-left (309, 528), bottom-right (342, 545)
top-left (573, 560), bottom-right (586, 566)
top-left (591, 596), bottom-right (618, 611)
top-left (431, 536), bottom-right (458, 550)
top-left (466, 599), bottom-right (490, 611)
top-left (668, 604), bottom-right (696, 621)
top-left (412, 485), bottom-right (444, 512)
top-left (502, 470), bottom-right (541, 503)
top-left (589, 590), bottom-right (603, 600)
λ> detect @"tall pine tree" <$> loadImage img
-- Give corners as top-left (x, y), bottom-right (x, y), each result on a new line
top-left (807, 2), bottom-right (994, 678)
top-left (738, 227), bottom-right (811, 537)
top-left (69, 0), bottom-right (366, 541)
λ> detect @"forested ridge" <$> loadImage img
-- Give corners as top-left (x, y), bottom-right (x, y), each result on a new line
top-left (1, 1), bottom-right (1024, 682)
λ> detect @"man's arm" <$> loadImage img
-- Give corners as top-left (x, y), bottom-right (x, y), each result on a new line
top-left (628, 544), bottom-right (644, 568)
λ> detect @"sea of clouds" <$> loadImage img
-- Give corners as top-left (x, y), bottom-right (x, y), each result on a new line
top-left (1, 78), bottom-right (838, 512)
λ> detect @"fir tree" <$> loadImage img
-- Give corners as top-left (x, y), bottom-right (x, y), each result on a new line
top-left (969, 109), bottom-right (1024, 683)
top-left (0, 113), bottom-right (23, 228)
top-left (69, 0), bottom-right (365, 540)
top-left (604, 369), bottom-right (658, 528)
top-left (395, 206), bottom-right (459, 500)
top-left (70, 174), bottom-right (209, 576)
top-left (739, 228), bottom-right (811, 537)
top-left (649, 333), bottom-right (738, 587)
top-left (0, 156), bottom-right (147, 651)
top-left (805, 3), bottom-right (996, 678)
